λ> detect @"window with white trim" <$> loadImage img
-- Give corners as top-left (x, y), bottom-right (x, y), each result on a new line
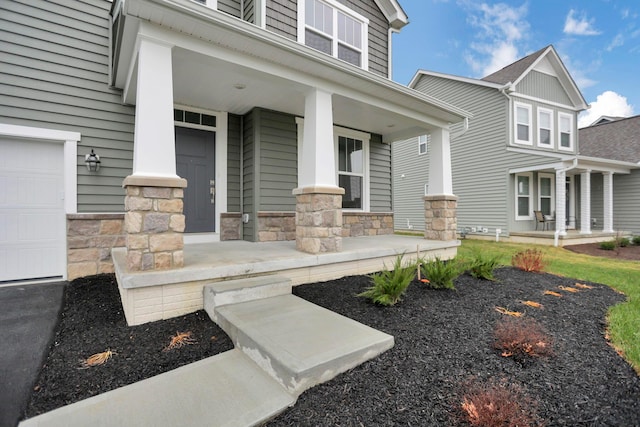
top-left (538, 173), bottom-right (555, 217)
top-left (515, 103), bottom-right (532, 145)
top-left (558, 112), bottom-right (573, 150)
top-left (337, 134), bottom-right (368, 209)
top-left (418, 134), bottom-right (429, 155)
top-left (537, 108), bottom-right (553, 148)
top-left (515, 173), bottom-right (533, 220)
top-left (300, 0), bottom-right (369, 68)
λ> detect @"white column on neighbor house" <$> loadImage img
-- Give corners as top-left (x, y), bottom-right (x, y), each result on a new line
top-left (603, 171), bottom-right (614, 233)
top-left (131, 37), bottom-right (178, 178)
top-left (555, 168), bottom-right (567, 236)
top-left (428, 127), bottom-right (453, 195)
top-left (297, 88), bottom-right (338, 189)
top-left (580, 171), bottom-right (592, 234)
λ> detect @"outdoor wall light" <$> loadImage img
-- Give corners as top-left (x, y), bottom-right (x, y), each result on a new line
top-left (85, 149), bottom-right (101, 172)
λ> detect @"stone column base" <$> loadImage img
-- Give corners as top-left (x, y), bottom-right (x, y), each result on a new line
top-left (293, 186), bottom-right (344, 254)
top-left (123, 175), bottom-right (187, 272)
top-left (424, 194), bottom-right (458, 241)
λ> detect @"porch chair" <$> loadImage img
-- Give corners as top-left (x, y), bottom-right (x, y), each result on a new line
top-left (534, 210), bottom-right (555, 231)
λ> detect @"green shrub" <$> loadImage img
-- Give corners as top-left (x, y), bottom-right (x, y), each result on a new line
top-left (600, 241), bottom-right (616, 251)
top-left (358, 255), bottom-right (416, 306)
top-left (617, 237), bottom-right (631, 247)
top-left (511, 249), bottom-right (546, 272)
top-left (633, 236), bottom-right (640, 246)
top-left (467, 250), bottom-right (501, 281)
top-left (420, 257), bottom-right (461, 290)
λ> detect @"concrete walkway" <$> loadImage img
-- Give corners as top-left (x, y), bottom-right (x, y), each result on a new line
top-left (0, 282), bottom-right (66, 427)
top-left (19, 276), bottom-right (394, 427)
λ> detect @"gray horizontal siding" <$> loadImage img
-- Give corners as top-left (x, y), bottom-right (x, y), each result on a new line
top-left (590, 173), bottom-right (604, 229)
top-left (370, 133), bottom-right (391, 211)
top-left (266, 0), bottom-right (297, 40)
top-left (243, 0), bottom-right (256, 24)
top-left (0, 0), bottom-right (134, 213)
top-left (517, 70), bottom-right (572, 106)
top-left (391, 137), bottom-right (428, 231)
top-left (227, 114), bottom-right (242, 212)
top-left (218, 0), bottom-right (242, 18)
top-left (613, 171), bottom-right (640, 233)
top-left (242, 111), bottom-right (256, 241)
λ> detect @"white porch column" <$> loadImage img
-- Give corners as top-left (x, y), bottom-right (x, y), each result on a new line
top-left (298, 88), bottom-right (338, 189)
top-left (555, 169), bottom-right (567, 236)
top-left (131, 37), bottom-right (178, 179)
top-left (603, 171), bottom-right (614, 233)
top-left (428, 127), bottom-right (453, 195)
top-left (580, 171), bottom-right (591, 234)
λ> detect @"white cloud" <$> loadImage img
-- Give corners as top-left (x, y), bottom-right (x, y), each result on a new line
top-left (606, 33), bottom-right (624, 51)
top-left (463, 2), bottom-right (529, 76)
top-left (564, 10), bottom-right (601, 36)
top-left (578, 91), bottom-right (634, 128)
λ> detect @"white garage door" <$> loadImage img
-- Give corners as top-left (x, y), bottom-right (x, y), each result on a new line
top-left (0, 137), bottom-right (65, 282)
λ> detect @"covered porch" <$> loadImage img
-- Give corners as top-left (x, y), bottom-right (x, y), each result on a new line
top-left (112, 234), bottom-right (458, 325)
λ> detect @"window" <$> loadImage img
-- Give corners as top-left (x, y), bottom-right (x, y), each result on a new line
top-left (558, 113), bottom-right (573, 150)
top-left (515, 173), bottom-right (533, 220)
top-left (537, 108), bottom-right (553, 148)
top-left (300, 0), bottom-right (368, 68)
top-left (418, 134), bottom-right (429, 155)
top-left (338, 136), bottom-right (364, 209)
top-left (538, 173), bottom-right (555, 217)
top-left (515, 103), bottom-right (532, 144)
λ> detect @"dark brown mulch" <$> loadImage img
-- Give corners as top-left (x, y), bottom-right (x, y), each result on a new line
top-left (24, 269), bottom-right (640, 426)
top-left (565, 242), bottom-right (640, 261)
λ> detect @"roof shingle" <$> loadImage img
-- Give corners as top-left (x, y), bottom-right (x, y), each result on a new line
top-left (579, 115), bottom-right (640, 163)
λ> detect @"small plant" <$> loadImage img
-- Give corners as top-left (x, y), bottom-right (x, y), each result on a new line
top-left (511, 249), bottom-right (546, 272)
top-left (460, 379), bottom-right (543, 427)
top-left (358, 255), bottom-right (416, 306)
top-left (633, 236), bottom-right (640, 246)
top-left (79, 349), bottom-right (116, 369)
top-left (617, 237), bottom-right (631, 247)
top-left (599, 240), bottom-right (616, 251)
top-left (163, 331), bottom-right (197, 351)
top-left (493, 317), bottom-right (553, 361)
top-left (420, 256), bottom-right (461, 290)
top-left (467, 250), bottom-right (501, 281)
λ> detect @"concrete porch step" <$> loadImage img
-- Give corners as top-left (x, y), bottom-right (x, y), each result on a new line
top-left (204, 275), bottom-right (292, 310)
top-left (209, 294), bottom-right (395, 395)
top-left (19, 349), bottom-right (296, 427)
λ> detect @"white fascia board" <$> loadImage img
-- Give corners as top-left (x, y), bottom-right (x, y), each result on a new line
top-left (409, 70), bottom-right (504, 90)
top-left (373, 0), bottom-right (408, 30)
top-left (577, 155), bottom-right (637, 172)
top-left (506, 146), bottom-right (575, 160)
top-left (508, 162), bottom-right (566, 174)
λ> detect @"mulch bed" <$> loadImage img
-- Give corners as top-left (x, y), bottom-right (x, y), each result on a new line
top-left (24, 268), bottom-right (640, 426)
top-left (565, 242), bottom-right (640, 261)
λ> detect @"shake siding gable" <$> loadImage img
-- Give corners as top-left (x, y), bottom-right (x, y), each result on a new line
top-left (517, 71), bottom-right (572, 106)
top-left (0, 0), bottom-right (135, 212)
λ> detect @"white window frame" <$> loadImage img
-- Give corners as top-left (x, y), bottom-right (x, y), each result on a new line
top-left (558, 112), bottom-right (574, 151)
top-left (538, 173), bottom-right (555, 217)
top-left (418, 134), bottom-right (429, 155)
top-left (537, 107), bottom-right (554, 148)
top-left (514, 102), bottom-right (532, 145)
top-left (297, 0), bottom-right (369, 70)
top-left (335, 127), bottom-right (370, 211)
top-left (515, 172), bottom-right (533, 220)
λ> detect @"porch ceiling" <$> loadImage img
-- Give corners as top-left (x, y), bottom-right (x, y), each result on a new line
top-left (112, 0), bottom-right (471, 142)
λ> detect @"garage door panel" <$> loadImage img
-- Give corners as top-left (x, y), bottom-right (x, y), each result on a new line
top-left (0, 245), bottom-right (63, 282)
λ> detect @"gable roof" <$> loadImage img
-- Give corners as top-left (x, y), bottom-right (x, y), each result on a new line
top-left (481, 46), bottom-right (548, 85)
top-left (579, 115), bottom-right (640, 163)
top-left (589, 116), bottom-right (627, 126)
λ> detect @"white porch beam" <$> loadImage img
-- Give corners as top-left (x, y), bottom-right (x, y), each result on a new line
top-left (555, 169), bottom-right (567, 236)
top-left (298, 88), bottom-right (338, 189)
top-left (603, 172), bottom-right (614, 233)
top-left (427, 128), bottom-right (453, 196)
top-left (131, 37), bottom-right (179, 179)
top-left (580, 171), bottom-right (591, 234)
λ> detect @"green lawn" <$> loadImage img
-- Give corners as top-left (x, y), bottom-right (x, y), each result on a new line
top-left (457, 239), bottom-right (640, 374)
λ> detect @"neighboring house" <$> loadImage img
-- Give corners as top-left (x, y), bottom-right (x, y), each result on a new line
top-left (578, 115), bottom-right (640, 234)
top-left (1, 0), bottom-right (469, 284)
top-left (392, 45), bottom-right (639, 240)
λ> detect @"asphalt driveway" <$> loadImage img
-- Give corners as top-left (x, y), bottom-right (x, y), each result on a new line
top-left (0, 282), bottom-right (66, 427)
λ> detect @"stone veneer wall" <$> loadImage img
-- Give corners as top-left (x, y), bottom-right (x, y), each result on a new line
top-left (258, 212), bottom-right (296, 242)
top-left (294, 190), bottom-right (343, 253)
top-left (67, 214), bottom-right (126, 280)
top-left (220, 212), bottom-right (242, 241)
top-left (424, 195), bottom-right (458, 241)
top-left (342, 212), bottom-right (393, 237)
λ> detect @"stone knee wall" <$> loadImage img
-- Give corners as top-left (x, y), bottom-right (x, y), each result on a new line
top-left (220, 213), bottom-right (242, 241)
top-left (258, 212), bottom-right (296, 242)
top-left (424, 195), bottom-right (458, 241)
top-left (343, 212), bottom-right (393, 237)
top-left (67, 214), bottom-right (126, 280)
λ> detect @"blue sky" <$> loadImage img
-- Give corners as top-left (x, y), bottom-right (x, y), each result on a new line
top-left (391, 0), bottom-right (639, 127)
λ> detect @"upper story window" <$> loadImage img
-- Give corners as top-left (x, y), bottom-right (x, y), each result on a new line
top-left (537, 108), bottom-right (554, 148)
top-left (299, 0), bottom-right (369, 69)
top-left (418, 134), bottom-right (429, 155)
top-left (558, 112), bottom-right (574, 151)
top-left (515, 103), bottom-right (532, 145)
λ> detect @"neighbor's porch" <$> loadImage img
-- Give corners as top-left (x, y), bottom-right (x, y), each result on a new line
top-left (464, 229), bottom-right (621, 247)
top-left (112, 234), bottom-right (458, 325)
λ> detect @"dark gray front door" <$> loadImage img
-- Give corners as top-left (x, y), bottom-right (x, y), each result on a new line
top-left (175, 127), bottom-right (215, 233)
